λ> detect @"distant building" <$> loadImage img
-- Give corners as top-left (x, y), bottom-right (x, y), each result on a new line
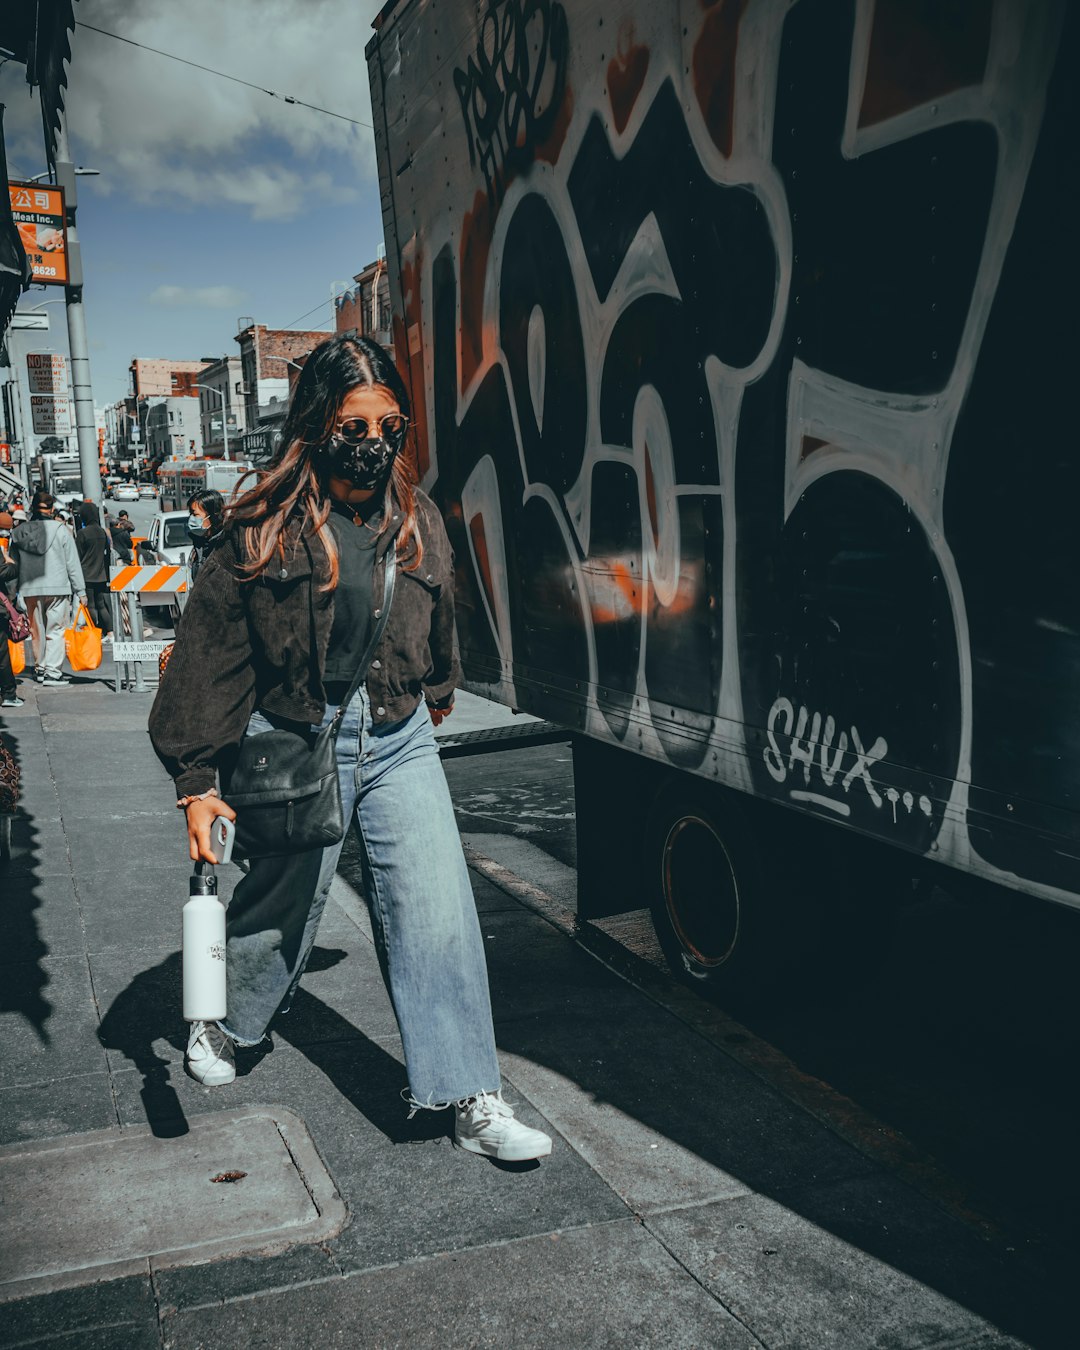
top-left (144, 397), bottom-right (203, 462)
top-left (195, 354), bottom-right (245, 459)
top-left (124, 356), bottom-right (209, 471)
top-left (234, 323), bottom-right (329, 460)
top-left (128, 357), bottom-right (212, 399)
top-left (335, 252), bottom-right (392, 350)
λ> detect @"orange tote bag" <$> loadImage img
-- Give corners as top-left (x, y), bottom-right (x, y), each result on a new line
top-left (65, 603), bottom-right (103, 672)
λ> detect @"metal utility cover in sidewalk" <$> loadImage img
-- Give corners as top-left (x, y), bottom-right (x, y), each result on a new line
top-left (0, 1105), bottom-right (346, 1301)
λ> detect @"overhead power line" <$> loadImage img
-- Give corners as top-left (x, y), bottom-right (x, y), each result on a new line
top-left (282, 298), bottom-right (334, 329)
top-left (74, 21), bottom-right (374, 130)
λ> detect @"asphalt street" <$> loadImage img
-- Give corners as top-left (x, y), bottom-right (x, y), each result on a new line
top-left (0, 664), bottom-right (1071, 1347)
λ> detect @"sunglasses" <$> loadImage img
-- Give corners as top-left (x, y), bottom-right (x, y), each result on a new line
top-left (332, 412), bottom-right (409, 446)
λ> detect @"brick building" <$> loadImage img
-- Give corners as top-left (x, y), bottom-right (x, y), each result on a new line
top-left (234, 324), bottom-right (329, 458)
top-left (128, 357), bottom-right (211, 399)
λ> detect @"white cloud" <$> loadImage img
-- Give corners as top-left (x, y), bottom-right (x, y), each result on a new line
top-left (148, 284), bottom-right (250, 309)
top-left (2, 0), bottom-right (382, 216)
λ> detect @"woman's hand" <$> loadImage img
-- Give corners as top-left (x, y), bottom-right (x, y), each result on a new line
top-left (428, 699), bottom-right (454, 728)
top-left (186, 795), bottom-right (238, 862)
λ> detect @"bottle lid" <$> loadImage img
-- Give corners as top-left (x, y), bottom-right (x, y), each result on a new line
top-left (190, 861), bottom-right (218, 895)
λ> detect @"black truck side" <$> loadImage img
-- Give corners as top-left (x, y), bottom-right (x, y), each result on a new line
top-left (367, 0), bottom-right (1076, 992)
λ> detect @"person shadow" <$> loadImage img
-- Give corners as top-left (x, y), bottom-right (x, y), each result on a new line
top-left (97, 945), bottom-right (451, 1147)
top-left (0, 731), bottom-right (53, 1046)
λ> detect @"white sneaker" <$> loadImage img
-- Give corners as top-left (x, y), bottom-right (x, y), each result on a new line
top-left (185, 1020), bottom-right (236, 1086)
top-left (454, 1091), bottom-right (552, 1161)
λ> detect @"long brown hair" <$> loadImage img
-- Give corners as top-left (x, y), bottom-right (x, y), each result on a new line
top-left (228, 334), bottom-right (422, 587)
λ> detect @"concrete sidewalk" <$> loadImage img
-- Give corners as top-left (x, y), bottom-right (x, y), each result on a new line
top-left (0, 673), bottom-right (1067, 1348)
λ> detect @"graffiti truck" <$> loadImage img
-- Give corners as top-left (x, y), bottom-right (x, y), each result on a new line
top-left (366, 0), bottom-right (1076, 993)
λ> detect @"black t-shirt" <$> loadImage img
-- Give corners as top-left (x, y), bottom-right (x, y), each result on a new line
top-left (324, 500), bottom-right (382, 689)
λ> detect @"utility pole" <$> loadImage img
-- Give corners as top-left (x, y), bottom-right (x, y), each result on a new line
top-left (53, 116), bottom-right (100, 506)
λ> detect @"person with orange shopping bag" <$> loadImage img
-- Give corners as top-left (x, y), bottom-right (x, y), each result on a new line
top-left (8, 491), bottom-right (86, 687)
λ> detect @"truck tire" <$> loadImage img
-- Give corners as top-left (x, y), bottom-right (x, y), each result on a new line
top-left (646, 781), bottom-right (796, 1006)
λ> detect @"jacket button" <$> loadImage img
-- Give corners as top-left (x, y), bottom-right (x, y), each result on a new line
top-left (376, 706), bottom-right (385, 717)
top-left (279, 567), bottom-right (288, 579)
top-left (371, 659), bottom-right (381, 669)
top-left (373, 608), bottom-right (381, 618)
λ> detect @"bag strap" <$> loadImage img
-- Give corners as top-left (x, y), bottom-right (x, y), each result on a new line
top-left (328, 543), bottom-right (398, 735)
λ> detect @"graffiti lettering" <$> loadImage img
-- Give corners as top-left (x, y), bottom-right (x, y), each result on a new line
top-left (764, 696), bottom-right (899, 817)
top-left (454, 0), bottom-right (570, 207)
top-left (383, 0), bottom-right (1070, 897)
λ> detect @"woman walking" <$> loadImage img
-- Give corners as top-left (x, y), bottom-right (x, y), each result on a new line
top-left (184, 488), bottom-right (226, 584)
top-left (9, 491), bottom-right (86, 687)
top-left (149, 335), bottom-right (550, 1161)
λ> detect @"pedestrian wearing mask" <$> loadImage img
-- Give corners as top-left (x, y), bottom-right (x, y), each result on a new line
top-left (149, 334), bottom-right (551, 1162)
top-left (9, 490), bottom-right (87, 687)
top-left (185, 488), bottom-right (226, 585)
top-left (74, 502), bottom-right (114, 641)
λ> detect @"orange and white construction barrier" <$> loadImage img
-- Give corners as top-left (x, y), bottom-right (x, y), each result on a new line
top-left (108, 565), bottom-right (189, 693)
top-left (109, 564), bottom-right (189, 594)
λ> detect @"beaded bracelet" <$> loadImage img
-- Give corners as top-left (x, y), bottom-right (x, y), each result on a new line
top-left (176, 787), bottom-right (220, 810)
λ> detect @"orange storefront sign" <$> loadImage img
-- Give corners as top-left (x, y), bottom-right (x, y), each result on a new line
top-left (8, 181), bottom-right (68, 286)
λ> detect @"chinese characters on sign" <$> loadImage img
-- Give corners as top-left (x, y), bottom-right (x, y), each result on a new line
top-left (8, 181), bottom-right (68, 286)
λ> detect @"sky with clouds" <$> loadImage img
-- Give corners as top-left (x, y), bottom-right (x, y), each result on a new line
top-left (2, 0), bottom-right (386, 405)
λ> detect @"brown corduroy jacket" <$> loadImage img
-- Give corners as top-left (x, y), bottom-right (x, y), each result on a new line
top-left (148, 488), bottom-right (460, 797)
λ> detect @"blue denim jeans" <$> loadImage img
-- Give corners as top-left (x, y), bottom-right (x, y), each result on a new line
top-left (219, 685), bottom-right (501, 1106)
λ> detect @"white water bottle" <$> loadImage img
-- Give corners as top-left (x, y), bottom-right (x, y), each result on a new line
top-left (183, 864), bottom-right (227, 1021)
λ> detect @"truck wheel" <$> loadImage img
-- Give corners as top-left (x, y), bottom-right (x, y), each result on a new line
top-left (646, 782), bottom-right (794, 1005)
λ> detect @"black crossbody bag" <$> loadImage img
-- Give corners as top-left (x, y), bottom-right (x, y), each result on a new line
top-left (225, 548), bottom-right (397, 859)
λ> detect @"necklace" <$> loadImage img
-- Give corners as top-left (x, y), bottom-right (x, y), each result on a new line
top-left (331, 498), bottom-right (382, 530)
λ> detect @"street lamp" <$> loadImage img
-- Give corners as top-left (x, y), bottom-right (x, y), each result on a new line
top-left (194, 384), bottom-right (230, 462)
top-left (25, 167), bottom-right (100, 183)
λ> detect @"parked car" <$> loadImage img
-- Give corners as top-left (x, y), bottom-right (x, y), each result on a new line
top-left (112, 483), bottom-right (139, 502)
top-left (138, 509), bottom-right (192, 567)
top-left (137, 509), bottom-right (192, 625)
top-left (138, 483), bottom-right (158, 500)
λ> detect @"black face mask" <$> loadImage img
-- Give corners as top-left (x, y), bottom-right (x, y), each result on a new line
top-left (327, 435), bottom-right (401, 491)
